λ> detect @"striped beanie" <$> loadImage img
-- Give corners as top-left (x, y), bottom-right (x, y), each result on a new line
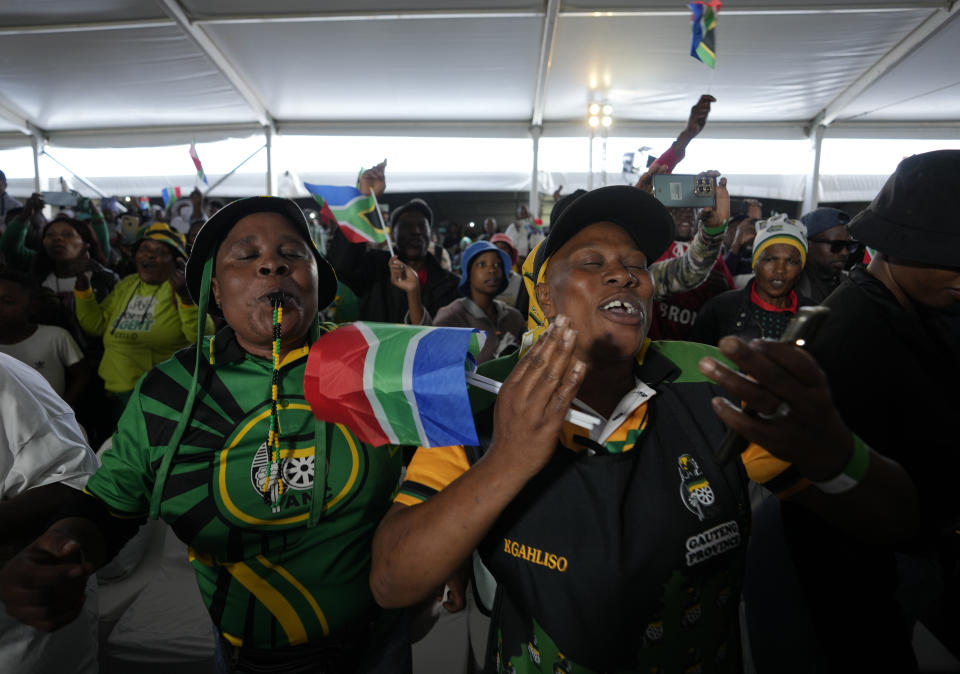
top-left (751, 214), bottom-right (807, 269)
top-left (136, 221), bottom-right (188, 259)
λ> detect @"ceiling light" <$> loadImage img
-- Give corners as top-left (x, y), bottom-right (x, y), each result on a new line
top-left (602, 104), bottom-right (613, 116)
top-left (588, 116), bottom-right (600, 128)
top-left (588, 103), bottom-right (601, 116)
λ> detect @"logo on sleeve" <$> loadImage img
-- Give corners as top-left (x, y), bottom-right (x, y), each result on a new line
top-left (677, 454), bottom-right (715, 521)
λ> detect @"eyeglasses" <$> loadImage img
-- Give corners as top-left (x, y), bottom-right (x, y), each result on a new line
top-left (809, 238), bottom-right (860, 254)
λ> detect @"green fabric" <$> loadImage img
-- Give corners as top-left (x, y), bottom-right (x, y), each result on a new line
top-left (75, 274), bottom-right (214, 392)
top-left (85, 336), bottom-right (403, 648)
top-left (0, 214), bottom-right (36, 271)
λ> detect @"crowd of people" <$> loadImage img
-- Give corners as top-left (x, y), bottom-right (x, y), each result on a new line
top-left (0, 93), bottom-right (957, 674)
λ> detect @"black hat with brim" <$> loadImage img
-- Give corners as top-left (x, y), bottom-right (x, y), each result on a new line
top-left (534, 185), bottom-right (676, 279)
top-left (847, 149), bottom-right (960, 267)
top-left (186, 196), bottom-right (338, 315)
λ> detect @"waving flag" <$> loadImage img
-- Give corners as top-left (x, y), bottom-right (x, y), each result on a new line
top-left (189, 140), bottom-right (208, 185)
top-left (304, 323), bottom-right (484, 448)
top-left (161, 186), bottom-right (182, 207)
top-left (303, 183), bottom-right (387, 244)
top-left (689, 1), bottom-right (722, 68)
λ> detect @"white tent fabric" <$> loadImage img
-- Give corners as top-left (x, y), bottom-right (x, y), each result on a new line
top-left (0, 1), bottom-right (958, 202)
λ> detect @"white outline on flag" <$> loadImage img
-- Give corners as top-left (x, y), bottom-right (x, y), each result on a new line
top-left (355, 322), bottom-right (399, 445)
top-left (402, 328), bottom-right (432, 448)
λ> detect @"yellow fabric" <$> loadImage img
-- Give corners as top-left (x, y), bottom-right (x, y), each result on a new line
top-left (751, 235), bottom-right (807, 270)
top-left (394, 445), bottom-right (472, 507)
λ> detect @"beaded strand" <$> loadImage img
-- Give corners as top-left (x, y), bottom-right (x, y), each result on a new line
top-left (262, 298), bottom-right (285, 511)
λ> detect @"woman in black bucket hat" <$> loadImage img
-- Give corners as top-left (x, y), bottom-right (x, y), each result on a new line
top-left (0, 197), bottom-right (409, 674)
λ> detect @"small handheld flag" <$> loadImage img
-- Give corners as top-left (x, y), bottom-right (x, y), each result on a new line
top-left (689, 1), bottom-right (722, 68)
top-left (161, 186), bottom-right (182, 208)
top-left (304, 322), bottom-right (485, 448)
top-left (303, 183), bottom-right (388, 246)
top-left (189, 140), bottom-right (208, 185)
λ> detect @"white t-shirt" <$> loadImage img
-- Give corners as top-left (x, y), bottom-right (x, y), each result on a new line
top-left (503, 222), bottom-right (546, 259)
top-left (42, 271), bottom-right (93, 296)
top-left (0, 353), bottom-right (100, 674)
top-left (0, 324), bottom-right (84, 397)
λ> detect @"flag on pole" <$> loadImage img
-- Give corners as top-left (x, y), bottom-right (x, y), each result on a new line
top-left (689, 1), bottom-right (722, 68)
top-left (161, 186), bottom-right (182, 207)
top-left (189, 140), bottom-right (208, 185)
top-left (303, 183), bottom-right (388, 244)
top-left (304, 322), bottom-right (485, 448)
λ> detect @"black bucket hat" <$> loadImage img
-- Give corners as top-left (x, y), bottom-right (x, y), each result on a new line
top-left (847, 149), bottom-right (960, 267)
top-left (186, 196), bottom-right (338, 314)
top-left (534, 185), bottom-right (675, 279)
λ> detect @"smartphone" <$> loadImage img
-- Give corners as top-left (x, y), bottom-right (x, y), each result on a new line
top-left (41, 191), bottom-right (79, 208)
top-left (714, 306), bottom-right (831, 464)
top-left (120, 214), bottom-right (142, 244)
top-left (652, 174), bottom-right (715, 208)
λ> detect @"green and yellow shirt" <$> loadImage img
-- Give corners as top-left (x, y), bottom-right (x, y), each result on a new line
top-left (85, 327), bottom-right (403, 649)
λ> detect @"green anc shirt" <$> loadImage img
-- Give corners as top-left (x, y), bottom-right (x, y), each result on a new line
top-left (85, 327), bottom-right (403, 649)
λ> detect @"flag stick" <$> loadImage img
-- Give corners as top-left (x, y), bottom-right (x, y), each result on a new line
top-left (368, 188), bottom-right (394, 257)
top-left (465, 372), bottom-right (602, 430)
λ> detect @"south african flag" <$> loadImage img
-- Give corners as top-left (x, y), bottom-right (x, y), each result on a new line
top-left (689, 1), bottom-right (722, 68)
top-left (303, 183), bottom-right (387, 244)
top-left (304, 322), bottom-right (485, 448)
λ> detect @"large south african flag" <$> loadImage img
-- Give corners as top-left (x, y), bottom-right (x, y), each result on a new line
top-left (303, 183), bottom-right (387, 244)
top-left (689, 1), bottom-right (722, 68)
top-left (304, 322), bottom-right (484, 448)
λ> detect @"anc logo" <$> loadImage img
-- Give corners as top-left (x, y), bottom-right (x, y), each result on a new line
top-left (213, 399), bottom-right (364, 528)
top-left (677, 454), bottom-right (715, 521)
top-left (250, 442), bottom-right (315, 495)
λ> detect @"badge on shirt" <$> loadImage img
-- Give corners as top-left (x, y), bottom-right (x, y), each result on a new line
top-left (677, 454), bottom-right (715, 521)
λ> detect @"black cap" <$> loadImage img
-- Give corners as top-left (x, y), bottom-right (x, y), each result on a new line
top-left (847, 150), bottom-right (960, 267)
top-left (534, 185), bottom-right (675, 278)
top-left (186, 196), bottom-right (338, 314)
top-left (389, 198), bottom-right (433, 229)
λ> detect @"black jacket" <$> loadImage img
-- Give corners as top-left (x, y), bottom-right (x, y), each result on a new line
top-left (326, 228), bottom-right (460, 324)
top-left (781, 267), bottom-right (960, 673)
top-left (690, 280), bottom-right (814, 345)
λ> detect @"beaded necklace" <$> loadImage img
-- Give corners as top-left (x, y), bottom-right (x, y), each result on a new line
top-left (262, 294), bottom-right (286, 512)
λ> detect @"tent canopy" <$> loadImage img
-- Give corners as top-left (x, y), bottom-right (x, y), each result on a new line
top-left (1, 0), bottom-right (958, 201)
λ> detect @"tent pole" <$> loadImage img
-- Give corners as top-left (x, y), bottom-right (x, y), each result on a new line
top-left (265, 124), bottom-right (276, 196)
top-left (530, 125), bottom-right (541, 218)
top-left (40, 150), bottom-right (108, 197)
top-left (31, 132), bottom-right (44, 194)
top-left (205, 144), bottom-right (267, 195)
top-left (801, 122), bottom-right (825, 215)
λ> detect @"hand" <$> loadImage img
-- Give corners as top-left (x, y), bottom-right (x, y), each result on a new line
top-left (744, 198), bottom-right (763, 220)
top-left (70, 255), bottom-right (98, 291)
top-left (698, 172), bottom-right (729, 230)
top-left (75, 196), bottom-right (97, 217)
top-left (357, 159), bottom-right (387, 198)
top-left (440, 563), bottom-right (469, 613)
top-left (170, 258), bottom-right (190, 303)
top-left (0, 528), bottom-right (93, 631)
top-left (23, 193), bottom-right (45, 220)
top-left (685, 94), bottom-right (716, 136)
top-left (487, 314), bottom-right (586, 478)
top-left (698, 337), bottom-right (854, 481)
top-left (189, 188), bottom-right (203, 211)
top-left (732, 218), bottom-right (757, 254)
top-left (634, 161), bottom-right (670, 194)
top-left (388, 256), bottom-right (418, 294)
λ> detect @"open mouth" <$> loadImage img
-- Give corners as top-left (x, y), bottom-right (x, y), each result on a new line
top-left (601, 298), bottom-right (641, 315)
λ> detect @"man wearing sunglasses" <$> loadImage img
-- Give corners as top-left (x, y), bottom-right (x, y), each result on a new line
top-left (796, 206), bottom-right (859, 302)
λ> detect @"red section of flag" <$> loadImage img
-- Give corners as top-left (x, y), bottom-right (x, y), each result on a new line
top-left (304, 325), bottom-right (389, 446)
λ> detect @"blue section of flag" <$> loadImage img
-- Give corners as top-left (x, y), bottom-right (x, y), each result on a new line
top-left (161, 187), bottom-right (173, 207)
top-left (689, 2), bottom-right (706, 59)
top-left (303, 183), bottom-right (363, 206)
top-left (411, 328), bottom-right (480, 447)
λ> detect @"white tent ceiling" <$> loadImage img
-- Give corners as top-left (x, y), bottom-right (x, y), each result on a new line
top-left (1, 0), bottom-right (958, 202)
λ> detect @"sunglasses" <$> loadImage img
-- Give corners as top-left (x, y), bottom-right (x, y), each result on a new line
top-left (810, 238), bottom-right (860, 254)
